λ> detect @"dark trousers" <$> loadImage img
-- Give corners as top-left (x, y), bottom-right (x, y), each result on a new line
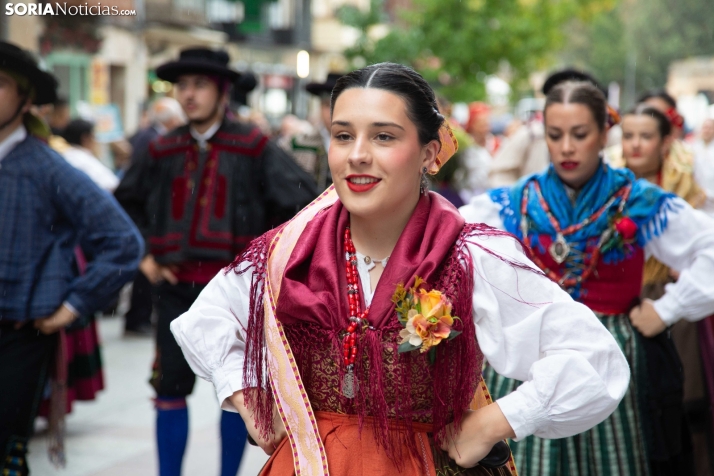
top-left (0, 324), bottom-right (56, 474)
top-left (150, 282), bottom-right (205, 397)
top-left (124, 271), bottom-right (153, 331)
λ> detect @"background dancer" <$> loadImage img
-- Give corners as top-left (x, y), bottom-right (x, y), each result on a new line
top-left (462, 81), bottom-right (714, 476)
top-left (114, 46), bottom-right (318, 476)
top-left (621, 105), bottom-right (712, 475)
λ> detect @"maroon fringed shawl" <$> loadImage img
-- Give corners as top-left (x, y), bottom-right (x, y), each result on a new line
top-left (228, 192), bottom-right (526, 463)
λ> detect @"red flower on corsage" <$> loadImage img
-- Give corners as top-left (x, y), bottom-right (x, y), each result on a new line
top-left (614, 216), bottom-right (638, 241)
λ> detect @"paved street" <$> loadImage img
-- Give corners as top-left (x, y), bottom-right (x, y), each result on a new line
top-left (27, 315), bottom-right (269, 476)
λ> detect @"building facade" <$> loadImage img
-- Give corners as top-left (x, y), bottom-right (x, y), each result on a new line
top-left (3, 0), bottom-right (371, 137)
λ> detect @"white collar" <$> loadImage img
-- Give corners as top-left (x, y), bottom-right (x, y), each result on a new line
top-left (0, 125), bottom-right (28, 165)
top-left (190, 120), bottom-right (222, 149)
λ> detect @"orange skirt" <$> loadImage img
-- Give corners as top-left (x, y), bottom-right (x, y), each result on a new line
top-left (260, 411), bottom-right (437, 476)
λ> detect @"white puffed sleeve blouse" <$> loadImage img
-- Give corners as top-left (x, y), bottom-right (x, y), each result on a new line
top-left (171, 218), bottom-right (631, 441)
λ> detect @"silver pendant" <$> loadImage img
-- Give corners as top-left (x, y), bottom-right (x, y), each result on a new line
top-left (342, 368), bottom-right (355, 398)
top-left (549, 234), bottom-right (571, 264)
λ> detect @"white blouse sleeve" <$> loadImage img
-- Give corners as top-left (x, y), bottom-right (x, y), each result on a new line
top-left (469, 237), bottom-right (630, 440)
top-left (459, 193), bottom-right (506, 229)
top-left (462, 214), bottom-right (630, 441)
top-left (169, 265), bottom-right (254, 412)
top-left (646, 197), bottom-right (714, 325)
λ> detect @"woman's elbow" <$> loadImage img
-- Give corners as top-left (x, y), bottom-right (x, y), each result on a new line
top-left (603, 343), bottom-right (631, 408)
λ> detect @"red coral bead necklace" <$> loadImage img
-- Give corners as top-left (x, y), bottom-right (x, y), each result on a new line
top-left (342, 227), bottom-right (370, 398)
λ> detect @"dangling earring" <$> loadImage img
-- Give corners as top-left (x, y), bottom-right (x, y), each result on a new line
top-left (419, 167), bottom-right (429, 195)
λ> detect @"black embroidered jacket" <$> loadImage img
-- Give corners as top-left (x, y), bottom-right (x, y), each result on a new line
top-left (115, 119), bottom-right (317, 267)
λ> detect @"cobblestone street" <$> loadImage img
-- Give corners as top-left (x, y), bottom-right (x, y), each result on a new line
top-left (27, 316), bottom-right (269, 476)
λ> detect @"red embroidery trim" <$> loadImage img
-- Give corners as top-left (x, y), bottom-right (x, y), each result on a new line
top-left (520, 180), bottom-right (632, 287)
top-left (529, 180), bottom-right (630, 236)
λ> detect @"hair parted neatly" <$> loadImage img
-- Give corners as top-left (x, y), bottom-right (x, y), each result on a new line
top-left (544, 81), bottom-right (608, 131)
top-left (638, 89), bottom-right (677, 109)
top-left (624, 104), bottom-right (672, 138)
top-left (330, 62), bottom-right (445, 146)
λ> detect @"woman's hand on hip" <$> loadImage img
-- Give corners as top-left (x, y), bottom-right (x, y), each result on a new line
top-left (629, 298), bottom-right (666, 337)
top-left (228, 389), bottom-right (287, 455)
top-left (440, 403), bottom-right (515, 468)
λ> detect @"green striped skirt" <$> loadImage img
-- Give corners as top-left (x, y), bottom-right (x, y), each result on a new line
top-left (483, 313), bottom-right (650, 476)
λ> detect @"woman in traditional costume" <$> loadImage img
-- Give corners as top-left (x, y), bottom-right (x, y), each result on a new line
top-left (621, 105), bottom-right (714, 475)
top-left (462, 81), bottom-right (714, 476)
top-left (171, 64), bottom-right (630, 475)
top-left (608, 89), bottom-right (696, 181)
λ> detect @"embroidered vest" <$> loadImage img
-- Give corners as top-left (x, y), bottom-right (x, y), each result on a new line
top-left (532, 234), bottom-right (644, 315)
top-left (146, 122), bottom-right (268, 264)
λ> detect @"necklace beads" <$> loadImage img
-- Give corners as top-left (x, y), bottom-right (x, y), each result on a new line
top-left (342, 227), bottom-right (370, 398)
top-left (529, 180), bottom-right (630, 237)
top-left (519, 179), bottom-right (632, 289)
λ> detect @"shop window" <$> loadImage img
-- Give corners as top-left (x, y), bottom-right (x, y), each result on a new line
top-left (45, 52), bottom-right (91, 116)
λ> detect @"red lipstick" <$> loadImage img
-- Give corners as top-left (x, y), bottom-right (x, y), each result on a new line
top-left (345, 174), bottom-right (381, 193)
top-left (560, 161), bottom-right (579, 170)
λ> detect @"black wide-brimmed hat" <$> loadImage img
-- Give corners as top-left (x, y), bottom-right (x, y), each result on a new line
top-left (305, 72), bottom-right (343, 97)
top-left (0, 41), bottom-right (58, 105)
top-left (156, 47), bottom-right (240, 83)
top-left (231, 72), bottom-right (258, 106)
top-left (542, 68), bottom-right (606, 96)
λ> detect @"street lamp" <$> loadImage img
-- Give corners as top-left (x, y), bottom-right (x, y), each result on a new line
top-left (296, 50), bottom-right (309, 79)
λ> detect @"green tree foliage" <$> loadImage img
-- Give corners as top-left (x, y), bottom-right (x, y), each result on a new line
top-left (560, 0), bottom-right (714, 107)
top-left (337, 0), bottom-right (614, 101)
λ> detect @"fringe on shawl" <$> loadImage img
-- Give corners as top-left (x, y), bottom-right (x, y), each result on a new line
top-left (602, 194), bottom-right (682, 265)
top-left (493, 184), bottom-right (684, 266)
top-left (636, 195), bottom-right (683, 246)
top-left (226, 222), bottom-right (544, 463)
top-left (225, 227), bottom-right (282, 441)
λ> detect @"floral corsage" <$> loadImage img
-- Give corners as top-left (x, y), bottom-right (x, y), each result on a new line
top-left (601, 214), bottom-right (638, 255)
top-left (392, 277), bottom-right (461, 362)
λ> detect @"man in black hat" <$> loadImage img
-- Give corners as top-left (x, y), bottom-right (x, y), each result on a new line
top-left (114, 47), bottom-right (317, 476)
top-left (230, 71), bottom-right (258, 109)
top-left (278, 72), bottom-right (342, 191)
top-left (305, 72), bottom-right (341, 150)
top-left (0, 41), bottom-right (142, 475)
top-left (489, 68), bottom-right (609, 186)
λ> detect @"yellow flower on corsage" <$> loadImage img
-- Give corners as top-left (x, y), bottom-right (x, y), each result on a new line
top-left (392, 277), bottom-right (460, 361)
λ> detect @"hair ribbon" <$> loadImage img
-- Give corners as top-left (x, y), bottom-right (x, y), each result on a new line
top-left (430, 122), bottom-right (459, 174)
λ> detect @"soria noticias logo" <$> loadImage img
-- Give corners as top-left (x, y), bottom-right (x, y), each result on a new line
top-left (5, 2), bottom-right (137, 15)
